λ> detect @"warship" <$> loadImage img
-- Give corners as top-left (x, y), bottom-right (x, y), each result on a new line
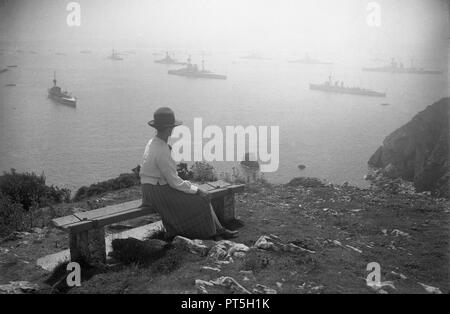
top-left (362, 59), bottom-right (443, 75)
top-left (288, 54), bottom-right (332, 65)
top-left (310, 76), bottom-right (386, 97)
top-left (168, 57), bottom-right (227, 80)
top-left (155, 52), bottom-right (187, 65)
top-left (48, 72), bottom-right (77, 106)
top-left (107, 49), bottom-right (123, 61)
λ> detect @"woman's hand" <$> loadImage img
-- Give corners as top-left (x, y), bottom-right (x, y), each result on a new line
top-left (197, 188), bottom-right (211, 202)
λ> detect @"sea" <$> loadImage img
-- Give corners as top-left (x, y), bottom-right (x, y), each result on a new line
top-left (0, 47), bottom-right (448, 193)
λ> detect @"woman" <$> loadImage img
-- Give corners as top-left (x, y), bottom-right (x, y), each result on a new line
top-left (140, 107), bottom-right (238, 240)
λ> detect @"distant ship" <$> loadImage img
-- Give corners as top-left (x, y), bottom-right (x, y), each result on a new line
top-left (48, 72), bottom-right (77, 106)
top-left (0, 68), bottom-right (8, 74)
top-left (168, 57), bottom-right (227, 80)
top-left (362, 58), bottom-right (443, 75)
top-left (288, 54), bottom-right (332, 65)
top-left (80, 50), bottom-right (92, 54)
top-left (155, 52), bottom-right (187, 65)
top-left (310, 76), bottom-right (386, 97)
top-left (107, 49), bottom-right (123, 61)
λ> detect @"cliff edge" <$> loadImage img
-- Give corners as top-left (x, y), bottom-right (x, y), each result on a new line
top-left (368, 98), bottom-right (449, 197)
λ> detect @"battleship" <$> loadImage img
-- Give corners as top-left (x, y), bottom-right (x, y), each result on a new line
top-left (107, 49), bottom-right (123, 61)
top-left (48, 72), bottom-right (77, 106)
top-left (288, 54), bottom-right (332, 65)
top-left (362, 59), bottom-right (443, 75)
top-left (155, 52), bottom-right (187, 65)
top-left (310, 76), bottom-right (386, 97)
top-left (168, 57), bottom-right (227, 80)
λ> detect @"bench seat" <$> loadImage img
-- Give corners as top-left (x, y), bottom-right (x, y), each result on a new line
top-left (52, 181), bottom-right (244, 264)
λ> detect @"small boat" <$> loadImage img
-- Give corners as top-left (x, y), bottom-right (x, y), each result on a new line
top-left (5, 84), bottom-right (16, 87)
top-left (0, 68), bottom-right (8, 74)
top-left (7, 65), bottom-right (18, 68)
top-left (48, 72), bottom-right (77, 106)
top-left (107, 49), bottom-right (123, 61)
top-left (310, 76), bottom-right (386, 97)
top-left (168, 57), bottom-right (226, 80)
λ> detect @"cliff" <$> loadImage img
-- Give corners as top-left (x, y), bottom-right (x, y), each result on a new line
top-left (368, 98), bottom-right (449, 197)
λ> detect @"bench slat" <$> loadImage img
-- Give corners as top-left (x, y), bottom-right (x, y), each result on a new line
top-left (62, 206), bottom-right (157, 233)
top-left (53, 215), bottom-right (82, 228)
top-left (74, 200), bottom-right (142, 221)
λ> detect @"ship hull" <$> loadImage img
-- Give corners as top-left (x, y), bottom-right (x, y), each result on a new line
top-left (48, 92), bottom-right (77, 107)
top-left (155, 60), bottom-right (187, 65)
top-left (362, 67), bottom-right (442, 75)
top-left (309, 84), bottom-right (386, 97)
top-left (168, 70), bottom-right (227, 80)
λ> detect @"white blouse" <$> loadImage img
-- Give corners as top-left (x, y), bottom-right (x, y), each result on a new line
top-left (140, 137), bottom-right (198, 194)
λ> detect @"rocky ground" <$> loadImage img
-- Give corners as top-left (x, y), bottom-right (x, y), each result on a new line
top-left (0, 181), bottom-right (449, 294)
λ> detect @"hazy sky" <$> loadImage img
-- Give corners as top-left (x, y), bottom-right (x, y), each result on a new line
top-left (0, 0), bottom-right (448, 57)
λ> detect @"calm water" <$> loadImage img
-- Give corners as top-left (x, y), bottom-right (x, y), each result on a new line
top-left (0, 49), bottom-right (448, 193)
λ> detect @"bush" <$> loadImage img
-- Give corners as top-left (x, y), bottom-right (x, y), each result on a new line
top-left (0, 169), bottom-right (71, 211)
top-left (73, 172), bottom-right (140, 202)
top-left (177, 163), bottom-right (193, 180)
top-left (0, 194), bottom-right (28, 237)
top-left (190, 162), bottom-right (218, 182)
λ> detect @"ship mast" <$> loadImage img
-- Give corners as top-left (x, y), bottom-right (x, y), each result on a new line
top-left (53, 71), bottom-right (57, 87)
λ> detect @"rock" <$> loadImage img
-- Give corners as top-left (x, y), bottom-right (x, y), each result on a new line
top-left (201, 266), bottom-right (221, 272)
top-left (368, 98), bottom-right (449, 198)
top-left (418, 282), bottom-right (442, 294)
top-left (0, 281), bottom-right (40, 294)
top-left (391, 229), bottom-right (410, 237)
top-left (172, 236), bottom-right (211, 257)
top-left (196, 277), bottom-right (251, 294)
top-left (195, 279), bottom-right (214, 294)
top-left (208, 240), bottom-right (250, 261)
top-left (254, 235), bottom-right (316, 254)
top-left (210, 277), bottom-right (251, 294)
top-left (111, 238), bottom-right (169, 265)
top-left (253, 284), bottom-right (277, 294)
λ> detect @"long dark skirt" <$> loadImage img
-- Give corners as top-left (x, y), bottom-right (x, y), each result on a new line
top-left (141, 183), bottom-right (224, 239)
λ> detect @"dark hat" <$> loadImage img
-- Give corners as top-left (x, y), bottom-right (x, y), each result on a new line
top-left (148, 107), bottom-right (182, 129)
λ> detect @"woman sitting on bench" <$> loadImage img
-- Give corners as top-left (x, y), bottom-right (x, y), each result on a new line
top-left (140, 107), bottom-right (238, 240)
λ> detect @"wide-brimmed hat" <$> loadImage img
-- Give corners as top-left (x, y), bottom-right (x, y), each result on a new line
top-left (148, 107), bottom-right (182, 129)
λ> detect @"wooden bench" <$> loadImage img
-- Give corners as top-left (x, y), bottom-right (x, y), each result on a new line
top-left (52, 181), bottom-right (244, 264)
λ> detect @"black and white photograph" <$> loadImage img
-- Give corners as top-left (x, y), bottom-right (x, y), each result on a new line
top-left (0, 0), bottom-right (449, 299)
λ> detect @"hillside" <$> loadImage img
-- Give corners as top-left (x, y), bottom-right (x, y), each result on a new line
top-left (1, 180), bottom-right (448, 294)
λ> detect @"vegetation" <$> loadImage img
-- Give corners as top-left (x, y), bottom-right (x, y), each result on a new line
top-left (0, 169), bottom-right (71, 211)
top-left (0, 169), bottom-right (72, 237)
top-left (73, 172), bottom-right (140, 202)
